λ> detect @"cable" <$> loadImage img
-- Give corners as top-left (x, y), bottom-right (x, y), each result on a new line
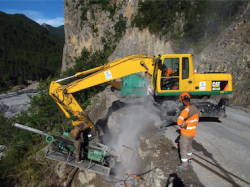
top-left (130, 167), bottom-right (157, 177)
top-left (98, 175), bottom-right (134, 184)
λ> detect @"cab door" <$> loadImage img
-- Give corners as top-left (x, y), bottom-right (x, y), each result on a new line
top-left (179, 57), bottom-right (194, 91)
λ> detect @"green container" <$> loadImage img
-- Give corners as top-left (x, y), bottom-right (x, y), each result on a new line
top-left (121, 74), bottom-right (147, 97)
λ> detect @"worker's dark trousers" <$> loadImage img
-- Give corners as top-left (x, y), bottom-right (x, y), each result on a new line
top-left (179, 134), bottom-right (194, 167)
top-left (74, 140), bottom-right (84, 161)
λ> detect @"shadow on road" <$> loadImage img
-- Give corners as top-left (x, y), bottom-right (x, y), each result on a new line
top-left (166, 173), bottom-right (185, 187)
top-left (199, 117), bottom-right (222, 123)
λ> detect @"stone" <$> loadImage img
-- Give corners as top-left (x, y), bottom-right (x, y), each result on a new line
top-left (78, 170), bottom-right (96, 185)
top-left (55, 161), bottom-right (66, 179)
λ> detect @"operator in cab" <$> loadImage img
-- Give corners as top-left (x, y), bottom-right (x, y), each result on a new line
top-left (164, 67), bottom-right (174, 77)
top-left (176, 92), bottom-right (199, 171)
top-left (73, 123), bottom-right (90, 163)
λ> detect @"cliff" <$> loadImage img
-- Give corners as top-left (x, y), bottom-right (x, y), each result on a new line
top-left (62, 0), bottom-right (175, 71)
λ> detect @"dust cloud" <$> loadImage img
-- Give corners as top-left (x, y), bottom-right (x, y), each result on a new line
top-left (104, 102), bottom-right (157, 178)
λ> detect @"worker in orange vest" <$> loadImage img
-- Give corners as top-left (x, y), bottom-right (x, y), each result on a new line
top-left (176, 92), bottom-right (199, 171)
top-left (73, 123), bottom-right (89, 163)
top-left (164, 67), bottom-right (174, 77)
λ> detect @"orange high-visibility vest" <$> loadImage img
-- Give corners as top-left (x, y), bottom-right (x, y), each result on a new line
top-left (177, 106), bottom-right (199, 137)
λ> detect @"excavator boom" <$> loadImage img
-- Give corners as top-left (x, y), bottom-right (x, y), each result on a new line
top-left (49, 55), bottom-right (154, 128)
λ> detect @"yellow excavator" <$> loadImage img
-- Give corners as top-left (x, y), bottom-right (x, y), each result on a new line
top-left (49, 54), bottom-right (232, 130)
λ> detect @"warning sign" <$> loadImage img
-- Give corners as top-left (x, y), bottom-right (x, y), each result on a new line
top-left (104, 70), bottom-right (112, 80)
top-left (212, 81), bottom-right (228, 91)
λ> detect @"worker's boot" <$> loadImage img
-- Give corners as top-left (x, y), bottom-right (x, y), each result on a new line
top-left (176, 165), bottom-right (188, 171)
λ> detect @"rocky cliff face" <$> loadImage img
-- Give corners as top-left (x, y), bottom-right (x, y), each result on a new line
top-left (62, 0), bottom-right (249, 108)
top-left (108, 27), bottom-right (174, 61)
top-left (194, 2), bottom-right (250, 108)
top-left (62, 0), bottom-right (136, 71)
top-left (62, 0), bottom-right (174, 71)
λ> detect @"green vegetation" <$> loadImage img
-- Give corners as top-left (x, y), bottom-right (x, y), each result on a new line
top-left (132, 0), bottom-right (182, 33)
top-left (132, 0), bottom-right (244, 53)
top-left (80, 7), bottom-right (88, 21)
top-left (114, 14), bottom-right (127, 42)
top-left (80, 0), bottom-right (119, 24)
top-left (0, 11), bottom-right (64, 91)
top-left (88, 0), bottom-right (116, 18)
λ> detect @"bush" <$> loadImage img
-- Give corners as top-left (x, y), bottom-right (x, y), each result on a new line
top-left (114, 14), bottom-right (127, 42)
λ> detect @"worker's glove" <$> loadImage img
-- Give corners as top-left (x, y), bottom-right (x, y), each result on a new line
top-left (182, 123), bottom-right (187, 129)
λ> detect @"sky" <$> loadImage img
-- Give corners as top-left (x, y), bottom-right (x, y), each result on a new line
top-left (0, 0), bottom-right (64, 27)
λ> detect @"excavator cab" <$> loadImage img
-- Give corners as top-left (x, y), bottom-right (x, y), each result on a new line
top-left (154, 54), bottom-right (196, 96)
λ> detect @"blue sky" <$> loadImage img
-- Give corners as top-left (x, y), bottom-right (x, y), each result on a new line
top-left (0, 0), bottom-right (64, 27)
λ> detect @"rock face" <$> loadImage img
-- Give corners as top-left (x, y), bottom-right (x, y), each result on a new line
top-left (194, 2), bottom-right (250, 108)
top-left (108, 27), bottom-right (174, 61)
top-left (62, 0), bottom-right (174, 71)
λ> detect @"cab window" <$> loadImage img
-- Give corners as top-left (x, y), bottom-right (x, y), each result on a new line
top-left (161, 58), bottom-right (179, 90)
top-left (182, 57), bottom-right (189, 79)
top-left (161, 58), bottom-right (179, 77)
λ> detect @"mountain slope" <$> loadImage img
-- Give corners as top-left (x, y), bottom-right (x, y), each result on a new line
top-left (0, 11), bottom-right (64, 90)
top-left (42, 23), bottom-right (65, 38)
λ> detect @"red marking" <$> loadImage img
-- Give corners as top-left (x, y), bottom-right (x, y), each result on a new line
top-left (223, 83), bottom-right (228, 91)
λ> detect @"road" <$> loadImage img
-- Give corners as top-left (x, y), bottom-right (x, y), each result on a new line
top-left (0, 89), bottom-right (38, 118)
top-left (160, 107), bottom-right (250, 187)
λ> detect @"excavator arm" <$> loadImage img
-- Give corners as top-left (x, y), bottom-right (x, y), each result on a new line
top-left (49, 55), bottom-right (154, 129)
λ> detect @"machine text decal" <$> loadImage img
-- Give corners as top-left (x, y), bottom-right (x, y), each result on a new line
top-left (104, 70), bottom-right (112, 80)
top-left (199, 81), bottom-right (206, 91)
top-left (212, 81), bottom-right (228, 91)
